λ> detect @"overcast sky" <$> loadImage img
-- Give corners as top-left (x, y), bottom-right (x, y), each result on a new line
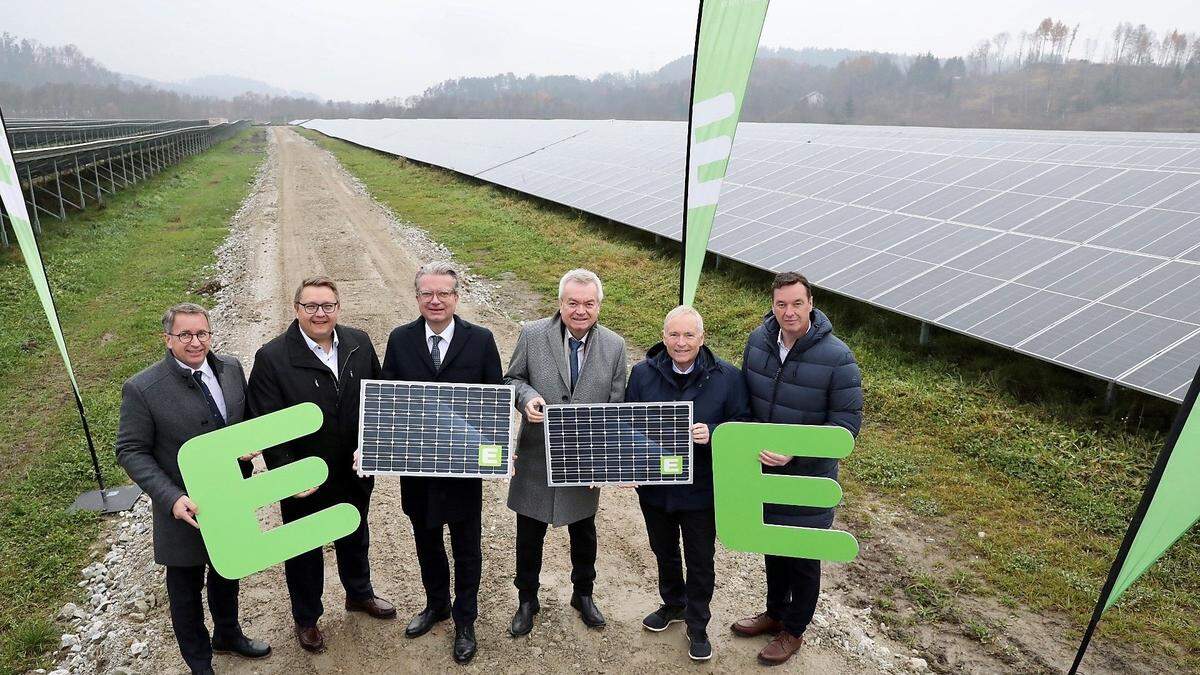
top-left (2, 0), bottom-right (1196, 101)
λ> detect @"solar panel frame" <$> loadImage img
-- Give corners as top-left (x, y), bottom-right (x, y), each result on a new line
top-left (543, 401), bottom-right (694, 487)
top-left (357, 379), bottom-right (516, 479)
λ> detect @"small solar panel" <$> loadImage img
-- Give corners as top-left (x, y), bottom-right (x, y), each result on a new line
top-left (357, 380), bottom-right (515, 478)
top-left (544, 402), bottom-right (693, 487)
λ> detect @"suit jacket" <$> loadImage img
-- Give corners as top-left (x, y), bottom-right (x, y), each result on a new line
top-left (381, 315), bottom-right (503, 526)
top-left (247, 320), bottom-right (382, 521)
top-left (505, 313), bottom-right (627, 526)
top-left (115, 351), bottom-right (248, 567)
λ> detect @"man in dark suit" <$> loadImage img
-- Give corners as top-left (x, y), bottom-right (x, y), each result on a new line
top-left (247, 276), bottom-right (396, 654)
top-left (378, 261), bottom-right (502, 664)
top-left (116, 303), bottom-right (270, 675)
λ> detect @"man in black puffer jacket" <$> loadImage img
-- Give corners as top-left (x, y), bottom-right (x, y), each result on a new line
top-left (730, 272), bottom-right (863, 666)
top-left (626, 305), bottom-right (749, 662)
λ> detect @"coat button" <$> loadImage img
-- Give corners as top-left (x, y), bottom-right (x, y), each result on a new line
top-left (561, 395), bottom-right (569, 402)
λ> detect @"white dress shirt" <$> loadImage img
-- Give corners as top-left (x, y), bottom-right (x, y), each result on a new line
top-left (301, 328), bottom-right (340, 379)
top-left (425, 319), bottom-right (456, 356)
top-left (176, 357), bottom-right (227, 421)
top-left (672, 360), bottom-right (695, 375)
top-left (778, 322), bottom-right (815, 363)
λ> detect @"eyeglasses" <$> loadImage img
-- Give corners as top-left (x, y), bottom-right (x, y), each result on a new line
top-left (166, 331), bottom-right (212, 344)
top-left (297, 302), bottom-right (339, 315)
top-left (417, 290), bottom-right (456, 302)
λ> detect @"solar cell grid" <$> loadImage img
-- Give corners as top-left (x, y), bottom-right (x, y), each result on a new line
top-left (305, 118), bottom-right (1200, 401)
top-left (357, 380), bottom-right (515, 478)
top-left (544, 402), bottom-right (693, 487)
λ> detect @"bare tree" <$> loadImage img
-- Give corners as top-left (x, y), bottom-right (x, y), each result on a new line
top-left (993, 32), bottom-right (1011, 72)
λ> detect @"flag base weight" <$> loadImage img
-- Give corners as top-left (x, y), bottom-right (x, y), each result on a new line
top-left (69, 484), bottom-right (143, 514)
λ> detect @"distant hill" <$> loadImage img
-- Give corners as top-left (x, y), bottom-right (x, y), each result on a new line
top-left (123, 73), bottom-right (320, 101)
top-left (652, 46), bottom-right (909, 82)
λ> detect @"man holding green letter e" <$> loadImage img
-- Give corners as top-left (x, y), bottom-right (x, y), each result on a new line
top-left (722, 271), bottom-right (863, 667)
top-left (116, 303), bottom-right (271, 674)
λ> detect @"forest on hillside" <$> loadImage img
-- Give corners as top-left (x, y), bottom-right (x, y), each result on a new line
top-left (2, 20), bottom-right (1198, 131)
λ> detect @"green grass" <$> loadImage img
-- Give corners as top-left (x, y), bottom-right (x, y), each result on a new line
top-left (298, 126), bottom-right (1200, 668)
top-left (0, 127), bottom-right (265, 675)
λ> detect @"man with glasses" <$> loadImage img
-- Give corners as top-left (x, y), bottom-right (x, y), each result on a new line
top-left (247, 276), bottom-right (395, 654)
top-left (375, 261), bottom-right (503, 664)
top-left (117, 303), bottom-right (270, 675)
top-left (505, 268), bottom-right (628, 636)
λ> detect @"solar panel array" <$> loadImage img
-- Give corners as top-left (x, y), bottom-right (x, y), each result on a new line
top-left (544, 402), bottom-right (693, 486)
top-left (304, 119), bottom-right (1200, 402)
top-left (357, 380), bottom-right (515, 478)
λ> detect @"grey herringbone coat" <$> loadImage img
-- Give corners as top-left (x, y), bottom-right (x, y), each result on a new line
top-left (115, 352), bottom-right (248, 567)
top-left (505, 314), bottom-right (627, 526)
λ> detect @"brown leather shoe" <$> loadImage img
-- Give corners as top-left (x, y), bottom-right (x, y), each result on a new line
top-left (758, 632), bottom-right (804, 665)
top-left (730, 611), bottom-right (783, 637)
top-left (346, 596), bottom-right (397, 620)
top-left (295, 624), bottom-right (325, 654)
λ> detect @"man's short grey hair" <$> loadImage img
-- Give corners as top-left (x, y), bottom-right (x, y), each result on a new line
top-left (162, 302), bottom-right (210, 334)
top-left (663, 305), bottom-right (704, 334)
top-left (558, 268), bottom-right (604, 302)
top-left (414, 260), bottom-right (460, 293)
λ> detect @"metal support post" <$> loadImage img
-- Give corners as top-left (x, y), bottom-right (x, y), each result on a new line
top-left (53, 161), bottom-right (68, 219)
top-left (24, 165), bottom-right (42, 234)
top-left (919, 321), bottom-right (932, 347)
top-left (74, 156), bottom-right (87, 209)
top-left (1104, 382), bottom-right (1117, 412)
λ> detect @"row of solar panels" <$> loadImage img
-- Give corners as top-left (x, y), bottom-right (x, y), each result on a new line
top-left (298, 118), bottom-right (1200, 403)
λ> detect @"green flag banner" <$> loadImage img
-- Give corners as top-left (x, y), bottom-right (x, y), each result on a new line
top-left (679, 0), bottom-right (770, 306)
top-left (0, 110), bottom-right (84, 396)
top-left (1070, 367), bottom-right (1200, 673)
top-left (711, 422), bottom-right (859, 561)
top-left (177, 402), bottom-right (362, 579)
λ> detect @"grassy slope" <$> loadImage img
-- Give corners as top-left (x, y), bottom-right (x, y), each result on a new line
top-left (0, 128), bottom-right (265, 675)
top-left (298, 127), bottom-right (1198, 668)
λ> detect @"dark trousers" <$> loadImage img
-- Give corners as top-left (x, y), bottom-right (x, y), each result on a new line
top-left (282, 503), bottom-right (375, 627)
top-left (765, 554), bottom-right (821, 637)
top-left (165, 565), bottom-right (241, 673)
top-left (640, 503), bottom-right (716, 632)
top-left (411, 510), bottom-right (482, 625)
top-left (514, 513), bottom-right (596, 602)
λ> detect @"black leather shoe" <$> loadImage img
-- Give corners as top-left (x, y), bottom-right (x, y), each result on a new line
top-left (509, 600), bottom-right (540, 637)
top-left (406, 605), bottom-right (452, 638)
top-left (212, 634), bottom-right (271, 659)
top-left (191, 668), bottom-right (215, 675)
top-left (570, 594), bottom-right (606, 628)
top-left (453, 624), bottom-right (477, 664)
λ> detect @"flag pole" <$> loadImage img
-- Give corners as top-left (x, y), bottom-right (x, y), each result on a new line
top-left (679, 0), bottom-right (705, 307)
top-left (1069, 368), bottom-right (1200, 673)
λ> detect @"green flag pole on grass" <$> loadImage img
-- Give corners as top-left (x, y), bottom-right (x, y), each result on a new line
top-left (1070, 366), bottom-right (1200, 673)
top-left (679, 0), bottom-right (770, 306)
top-left (0, 107), bottom-right (114, 507)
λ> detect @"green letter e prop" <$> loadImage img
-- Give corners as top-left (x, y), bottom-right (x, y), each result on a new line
top-left (177, 402), bottom-right (361, 579)
top-left (711, 422), bottom-right (858, 562)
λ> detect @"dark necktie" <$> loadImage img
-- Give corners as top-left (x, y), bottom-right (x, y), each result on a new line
top-left (431, 335), bottom-right (442, 370)
top-left (569, 337), bottom-right (583, 390)
top-left (192, 370), bottom-right (226, 428)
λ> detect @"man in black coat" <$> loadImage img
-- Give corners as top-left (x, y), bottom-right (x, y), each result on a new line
top-left (116, 303), bottom-right (270, 675)
top-left (731, 272), bottom-right (863, 666)
top-left (379, 262), bottom-right (502, 665)
top-left (625, 305), bottom-right (749, 662)
top-left (246, 276), bottom-right (396, 654)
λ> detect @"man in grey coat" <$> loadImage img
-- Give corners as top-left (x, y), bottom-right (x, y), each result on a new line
top-left (116, 303), bottom-right (270, 675)
top-left (505, 268), bottom-right (627, 637)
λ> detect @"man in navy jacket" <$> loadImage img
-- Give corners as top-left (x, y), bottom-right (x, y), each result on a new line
top-left (625, 305), bottom-right (749, 662)
top-left (731, 272), bottom-right (863, 666)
